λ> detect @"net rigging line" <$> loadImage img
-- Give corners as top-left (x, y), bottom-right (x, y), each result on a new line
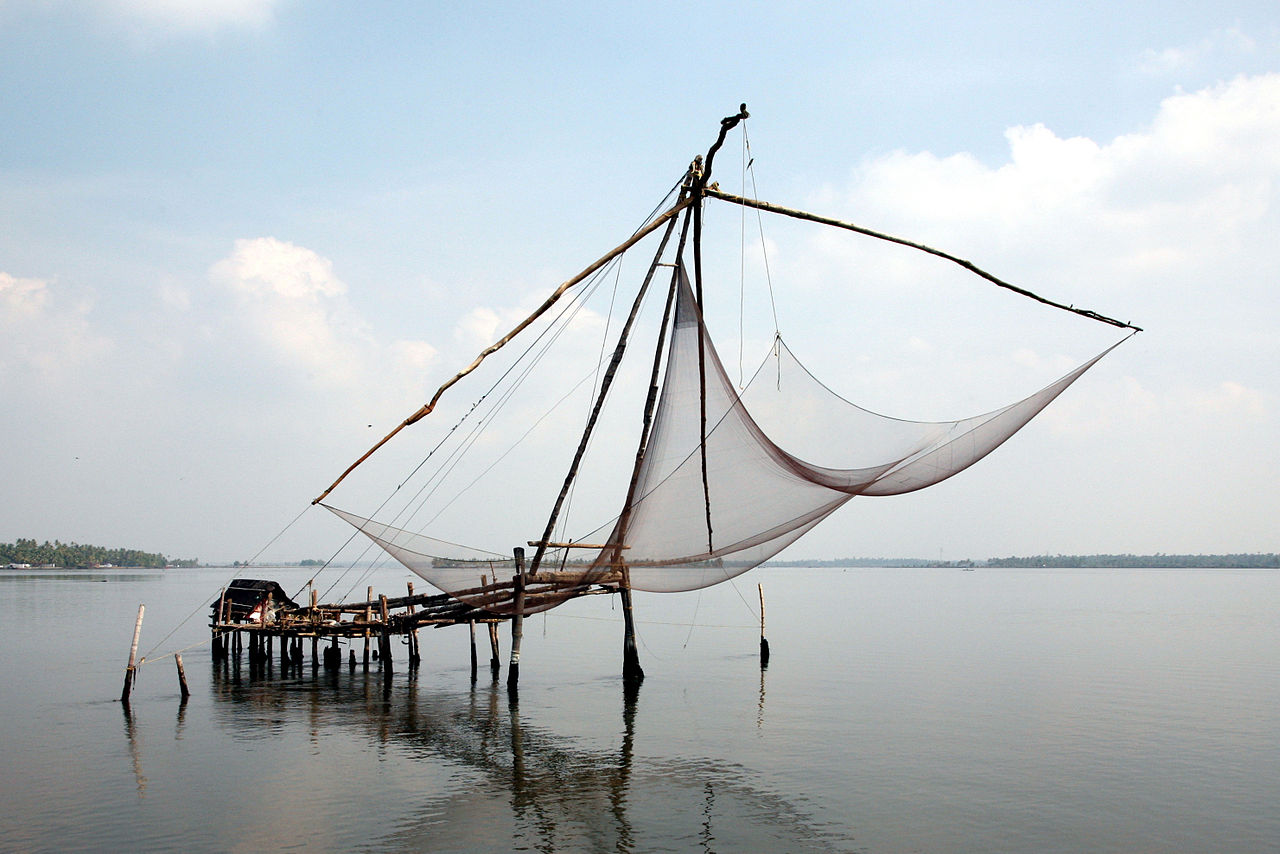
top-left (317, 185), bottom-right (687, 604)
top-left (737, 123), bottom-right (780, 388)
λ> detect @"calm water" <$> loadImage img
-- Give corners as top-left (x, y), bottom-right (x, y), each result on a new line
top-left (1, 564), bottom-right (1277, 852)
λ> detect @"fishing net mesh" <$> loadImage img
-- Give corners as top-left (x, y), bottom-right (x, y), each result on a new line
top-left (328, 269), bottom-right (1118, 613)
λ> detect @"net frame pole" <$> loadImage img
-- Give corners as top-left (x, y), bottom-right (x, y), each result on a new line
top-left (704, 187), bottom-right (1140, 332)
top-left (313, 194), bottom-right (696, 506)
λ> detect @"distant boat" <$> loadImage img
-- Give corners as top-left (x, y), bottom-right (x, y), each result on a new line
top-left (308, 106), bottom-right (1138, 683)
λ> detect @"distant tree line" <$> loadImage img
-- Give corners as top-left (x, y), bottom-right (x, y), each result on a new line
top-left (0, 538), bottom-right (198, 568)
top-left (985, 553), bottom-right (1279, 568)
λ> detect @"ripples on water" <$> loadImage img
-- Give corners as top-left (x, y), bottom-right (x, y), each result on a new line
top-left (1, 565), bottom-right (1278, 852)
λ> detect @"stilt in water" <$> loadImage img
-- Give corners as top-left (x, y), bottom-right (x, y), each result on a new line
top-left (469, 620), bottom-right (478, 683)
top-left (620, 570), bottom-right (644, 686)
top-left (121, 603), bottom-right (145, 704)
top-left (758, 582), bottom-right (770, 667)
top-left (488, 622), bottom-right (501, 679)
top-left (363, 586), bottom-right (373, 670)
top-left (407, 582), bottom-right (421, 667)
top-left (212, 587), bottom-right (226, 659)
top-left (378, 595), bottom-right (393, 669)
top-left (507, 547), bottom-right (526, 692)
top-left (175, 653), bottom-right (190, 701)
top-left (348, 649), bottom-right (356, 671)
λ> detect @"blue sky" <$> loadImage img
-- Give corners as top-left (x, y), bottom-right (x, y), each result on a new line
top-left (2, 1), bottom-right (1278, 563)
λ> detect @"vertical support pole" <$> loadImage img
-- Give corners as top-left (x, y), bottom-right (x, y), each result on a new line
top-left (121, 603), bottom-right (145, 704)
top-left (175, 653), bottom-right (190, 700)
top-left (758, 582), bottom-right (770, 667)
top-left (379, 594), bottom-right (392, 669)
top-left (488, 623), bottom-right (501, 678)
top-left (406, 581), bottom-right (420, 666)
top-left (507, 547), bottom-right (526, 691)
top-left (311, 635), bottom-right (319, 670)
top-left (620, 568), bottom-right (644, 685)
top-left (212, 587), bottom-right (226, 660)
top-left (364, 586), bottom-right (373, 670)
top-left (469, 620), bottom-right (478, 683)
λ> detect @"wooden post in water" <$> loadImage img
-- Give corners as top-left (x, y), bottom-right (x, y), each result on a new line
top-left (310, 587), bottom-right (320, 670)
top-left (620, 569), bottom-right (644, 685)
top-left (121, 604), bottom-right (145, 704)
top-left (507, 547), bottom-right (526, 691)
top-left (212, 587), bottom-right (226, 659)
top-left (406, 581), bottom-right (421, 666)
top-left (758, 582), bottom-right (770, 667)
top-left (379, 594), bottom-right (392, 669)
top-left (469, 620), bottom-right (478, 683)
top-left (488, 623), bottom-right (501, 678)
top-left (363, 586), bottom-right (373, 670)
top-left (175, 653), bottom-right (190, 700)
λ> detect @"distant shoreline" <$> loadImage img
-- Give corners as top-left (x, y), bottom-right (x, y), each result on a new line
top-left (768, 553), bottom-right (1280, 569)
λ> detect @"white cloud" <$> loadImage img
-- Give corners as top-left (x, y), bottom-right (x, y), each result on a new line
top-left (0, 272), bottom-right (48, 317)
top-left (802, 72), bottom-right (1280, 443)
top-left (1137, 26), bottom-right (1258, 76)
top-left (102, 0), bottom-right (281, 32)
top-left (0, 271), bottom-right (111, 383)
top-left (210, 237), bottom-right (437, 396)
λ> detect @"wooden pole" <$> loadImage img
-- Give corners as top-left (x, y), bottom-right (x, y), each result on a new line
top-left (406, 581), bottom-right (420, 666)
top-left (703, 187), bottom-right (1141, 332)
top-left (312, 195), bottom-right (696, 506)
top-left (175, 653), bottom-right (190, 700)
top-left (121, 604), bottom-right (145, 704)
top-left (469, 620), bottom-right (478, 683)
top-left (488, 622), bottom-right (501, 678)
top-left (379, 594), bottom-right (392, 669)
top-left (364, 585), bottom-right (373, 670)
top-left (620, 570), bottom-right (644, 685)
top-left (758, 582), bottom-right (770, 667)
top-left (507, 548), bottom-right (526, 691)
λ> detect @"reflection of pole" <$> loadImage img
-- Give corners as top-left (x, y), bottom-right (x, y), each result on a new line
top-left (121, 604), bottom-right (145, 704)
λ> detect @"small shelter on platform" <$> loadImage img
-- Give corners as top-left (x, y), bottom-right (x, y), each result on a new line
top-left (211, 579), bottom-right (298, 625)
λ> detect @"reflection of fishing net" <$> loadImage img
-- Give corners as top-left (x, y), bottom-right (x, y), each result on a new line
top-left (329, 268), bottom-right (1120, 612)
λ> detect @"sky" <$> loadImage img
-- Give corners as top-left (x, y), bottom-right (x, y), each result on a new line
top-left (1, 0), bottom-right (1278, 565)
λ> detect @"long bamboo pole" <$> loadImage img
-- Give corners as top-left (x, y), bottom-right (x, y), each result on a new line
top-left (313, 195), bottom-right (696, 506)
top-left (704, 187), bottom-right (1141, 332)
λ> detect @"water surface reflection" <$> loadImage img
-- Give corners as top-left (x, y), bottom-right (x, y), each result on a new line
top-left (204, 662), bottom-right (840, 852)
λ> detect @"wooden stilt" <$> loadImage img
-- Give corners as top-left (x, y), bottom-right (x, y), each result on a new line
top-left (364, 586), bottom-right (372, 670)
top-left (348, 649), bottom-right (356, 671)
top-left (311, 635), bottom-right (319, 670)
top-left (175, 653), bottom-right (190, 700)
top-left (213, 587), bottom-right (226, 659)
top-left (469, 620), bottom-right (478, 683)
top-left (121, 604), bottom-right (145, 704)
top-left (488, 622), bottom-right (501, 678)
top-left (758, 582), bottom-right (770, 667)
top-left (507, 548), bottom-right (526, 691)
top-left (620, 572), bottom-right (644, 685)
top-left (379, 595), bottom-right (392, 669)
top-left (407, 582), bottom-right (421, 666)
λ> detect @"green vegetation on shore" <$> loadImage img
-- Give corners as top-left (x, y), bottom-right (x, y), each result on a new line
top-left (1, 538), bottom-right (197, 568)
